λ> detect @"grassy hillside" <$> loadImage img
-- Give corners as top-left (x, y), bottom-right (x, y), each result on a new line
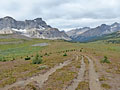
top-left (86, 31), bottom-right (120, 43)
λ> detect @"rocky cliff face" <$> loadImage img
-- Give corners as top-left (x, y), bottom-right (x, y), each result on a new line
top-left (26, 28), bottom-right (70, 40)
top-left (0, 16), bottom-right (50, 30)
top-left (0, 16), bottom-right (71, 40)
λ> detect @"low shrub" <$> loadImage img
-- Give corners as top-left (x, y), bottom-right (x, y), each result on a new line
top-left (101, 83), bottom-right (111, 89)
top-left (80, 49), bottom-right (82, 52)
top-left (63, 53), bottom-right (67, 56)
top-left (32, 54), bottom-right (42, 64)
top-left (12, 57), bottom-right (15, 60)
top-left (25, 56), bottom-right (31, 60)
top-left (44, 53), bottom-right (49, 56)
top-left (0, 57), bottom-right (7, 62)
top-left (0, 57), bottom-right (2, 61)
top-left (101, 56), bottom-right (110, 63)
top-left (44, 53), bottom-right (48, 56)
top-left (40, 55), bottom-right (43, 57)
top-left (2, 59), bottom-right (6, 62)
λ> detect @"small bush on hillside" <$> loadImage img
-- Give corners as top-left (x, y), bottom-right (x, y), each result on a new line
top-left (101, 56), bottom-right (110, 63)
top-left (80, 49), bottom-right (82, 52)
top-left (0, 57), bottom-right (7, 62)
top-left (44, 53), bottom-right (49, 56)
top-left (0, 57), bottom-right (2, 61)
top-left (66, 50), bottom-right (69, 52)
top-left (12, 57), bottom-right (15, 60)
top-left (32, 54), bottom-right (42, 64)
top-left (40, 55), bottom-right (43, 57)
top-left (63, 53), bottom-right (67, 56)
top-left (11, 57), bottom-right (15, 61)
top-left (2, 58), bottom-right (6, 62)
top-left (25, 56), bottom-right (31, 60)
top-left (44, 53), bottom-right (47, 56)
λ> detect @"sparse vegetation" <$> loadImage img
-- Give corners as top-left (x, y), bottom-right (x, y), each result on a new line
top-left (101, 83), bottom-right (111, 89)
top-left (63, 53), bottom-right (67, 56)
top-left (32, 54), bottom-right (42, 64)
top-left (0, 37), bottom-right (120, 89)
top-left (25, 56), bottom-right (31, 60)
top-left (80, 49), bottom-right (82, 52)
top-left (41, 55), bottom-right (81, 90)
top-left (0, 57), bottom-right (7, 62)
top-left (99, 76), bottom-right (108, 81)
top-left (37, 65), bottom-right (48, 70)
top-left (76, 81), bottom-right (89, 90)
top-left (25, 81), bottom-right (40, 90)
top-left (44, 53), bottom-right (48, 56)
top-left (101, 56), bottom-right (110, 63)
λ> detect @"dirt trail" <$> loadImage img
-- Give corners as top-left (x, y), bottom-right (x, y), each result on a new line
top-left (65, 56), bottom-right (85, 90)
top-left (85, 56), bottom-right (102, 90)
top-left (1, 56), bottom-right (75, 90)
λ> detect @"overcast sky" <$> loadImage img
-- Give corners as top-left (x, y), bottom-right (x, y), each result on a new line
top-left (0, 0), bottom-right (120, 31)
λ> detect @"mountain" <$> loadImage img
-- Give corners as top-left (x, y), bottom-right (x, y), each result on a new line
top-left (82, 31), bottom-right (120, 43)
top-left (88, 31), bottom-right (120, 42)
top-left (70, 22), bottom-right (120, 42)
top-left (66, 27), bottom-right (90, 38)
top-left (0, 16), bottom-right (71, 40)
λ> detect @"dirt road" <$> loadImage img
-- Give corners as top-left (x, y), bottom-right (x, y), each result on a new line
top-left (66, 56), bottom-right (85, 90)
top-left (1, 55), bottom-right (103, 90)
top-left (65, 55), bottom-right (102, 90)
top-left (0, 56), bottom-right (76, 90)
top-left (85, 56), bottom-right (102, 90)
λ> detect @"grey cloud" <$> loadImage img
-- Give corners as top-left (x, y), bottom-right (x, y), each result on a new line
top-left (0, 0), bottom-right (120, 31)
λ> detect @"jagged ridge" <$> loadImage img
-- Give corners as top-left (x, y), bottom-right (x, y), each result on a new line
top-left (68, 22), bottom-right (120, 42)
top-left (0, 16), bottom-right (71, 40)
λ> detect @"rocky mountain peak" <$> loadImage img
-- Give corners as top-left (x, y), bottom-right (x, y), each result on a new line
top-left (70, 22), bottom-right (120, 42)
top-left (3, 16), bottom-right (15, 20)
top-left (34, 18), bottom-right (42, 21)
top-left (100, 24), bottom-right (107, 27)
top-left (0, 16), bottom-right (71, 40)
top-left (66, 27), bottom-right (91, 38)
top-left (0, 16), bottom-right (52, 30)
top-left (82, 27), bottom-right (90, 29)
top-left (111, 22), bottom-right (120, 27)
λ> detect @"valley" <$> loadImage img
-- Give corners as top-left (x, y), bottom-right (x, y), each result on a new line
top-left (0, 34), bottom-right (120, 90)
top-left (0, 0), bottom-right (120, 90)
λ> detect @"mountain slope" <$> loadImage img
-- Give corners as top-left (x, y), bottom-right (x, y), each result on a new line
top-left (71, 22), bottom-right (120, 42)
top-left (0, 16), bottom-right (71, 40)
top-left (66, 27), bottom-right (90, 38)
top-left (90, 31), bottom-right (120, 43)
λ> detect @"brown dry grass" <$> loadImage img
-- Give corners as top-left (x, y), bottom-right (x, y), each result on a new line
top-left (40, 54), bottom-right (82, 90)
